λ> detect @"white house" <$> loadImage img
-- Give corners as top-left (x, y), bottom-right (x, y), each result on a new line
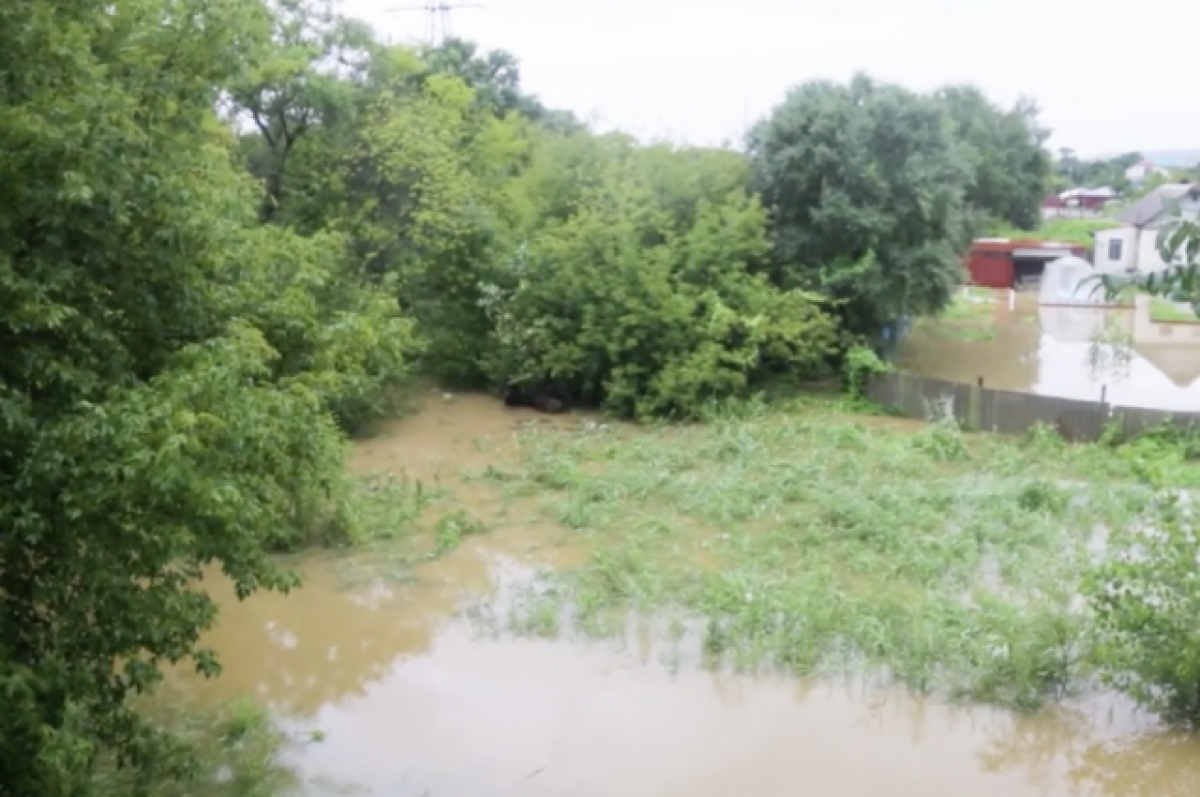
top-left (1092, 184), bottom-right (1200, 275)
top-left (1124, 159), bottom-right (1170, 185)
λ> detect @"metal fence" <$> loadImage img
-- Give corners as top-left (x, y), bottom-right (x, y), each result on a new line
top-left (865, 371), bottom-right (1200, 441)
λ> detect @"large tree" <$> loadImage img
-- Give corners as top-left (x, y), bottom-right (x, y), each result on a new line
top-left (749, 74), bottom-right (973, 336)
top-left (937, 86), bottom-right (1051, 231)
top-left (227, 0), bottom-right (372, 222)
top-left (0, 0), bottom-right (413, 791)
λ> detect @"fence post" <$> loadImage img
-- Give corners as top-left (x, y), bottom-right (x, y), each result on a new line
top-left (967, 377), bottom-right (983, 431)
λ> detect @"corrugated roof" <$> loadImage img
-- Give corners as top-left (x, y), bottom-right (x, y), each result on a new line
top-left (1117, 184), bottom-right (1197, 226)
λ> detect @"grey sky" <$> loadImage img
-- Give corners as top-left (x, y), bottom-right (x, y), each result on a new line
top-left (345, 0), bottom-right (1196, 157)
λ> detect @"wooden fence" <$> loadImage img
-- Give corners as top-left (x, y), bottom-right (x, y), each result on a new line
top-left (866, 371), bottom-right (1200, 441)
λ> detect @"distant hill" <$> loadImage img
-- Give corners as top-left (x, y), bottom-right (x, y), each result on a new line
top-left (1090, 149), bottom-right (1200, 167)
top-left (1143, 149), bottom-right (1200, 167)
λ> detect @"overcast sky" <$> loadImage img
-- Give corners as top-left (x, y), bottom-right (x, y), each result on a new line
top-left (343, 0), bottom-right (1196, 157)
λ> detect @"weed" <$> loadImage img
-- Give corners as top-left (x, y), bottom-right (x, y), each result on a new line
top-left (488, 399), bottom-right (1200, 712)
top-left (433, 509), bottom-right (488, 554)
top-left (352, 474), bottom-right (437, 542)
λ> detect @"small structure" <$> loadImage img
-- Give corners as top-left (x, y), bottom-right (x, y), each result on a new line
top-left (1044, 187), bottom-right (1119, 218)
top-left (1059, 186), bottom-right (1119, 210)
top-left (1038, 255), bottom-right (1112, 307)
top-left (1093, 184), bottom-right (1200, 274)
top-left (966, 238), bottom-right (1086, 290)
top-left (1124, 159), bottom-right (1170, 186)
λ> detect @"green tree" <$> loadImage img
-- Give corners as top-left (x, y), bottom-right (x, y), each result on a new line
top-left (937, 87), bottom-right (1051, 231)
top-left (339, 70), bottom-right (525, 384)
top-left (749, 74), bottom-right (973, 336)
top-left (419, 37), bottom-right (584, 132)
top-left (0, 0), bottom-right (412, 791)
top-left (227, 0), bottom-right (372, 222)
top-left (481, 143), bottom-right (841, 418)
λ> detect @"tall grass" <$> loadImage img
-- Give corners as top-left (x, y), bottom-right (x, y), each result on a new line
top-left (490, 398), bottom-right (1200, 711)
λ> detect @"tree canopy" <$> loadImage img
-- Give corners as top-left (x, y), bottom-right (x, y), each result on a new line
top-left (0, 0), bottom-right (415, 791)
top-left (749, 74), bottom-right (974, 336)
top-left (936, 86), bottom-right (1051, 231)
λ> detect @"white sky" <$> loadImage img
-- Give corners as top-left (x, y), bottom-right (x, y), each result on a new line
top-left (344, 0), bottom-right (1198, 157)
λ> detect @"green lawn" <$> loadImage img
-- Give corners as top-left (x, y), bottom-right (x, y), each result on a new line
top-left (1150, 298), bottom-right (1200, 324)
top-left (988, 217), bottom-right (1120, 247)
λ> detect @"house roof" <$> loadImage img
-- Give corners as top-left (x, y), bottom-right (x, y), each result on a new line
top-left (1117, 184), bottom-right (1198, 227)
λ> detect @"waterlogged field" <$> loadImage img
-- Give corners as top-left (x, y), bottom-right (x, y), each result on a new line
top-left (160, 393), bottom-right (1200, 796)
top-left (473, 397), bottom-right (1197, 709)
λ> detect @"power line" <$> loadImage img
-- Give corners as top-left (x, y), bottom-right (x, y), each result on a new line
top-left (385, 2), bottom-right (484, 45)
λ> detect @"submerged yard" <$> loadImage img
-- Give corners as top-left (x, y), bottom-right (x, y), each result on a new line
top-left (345, 393), bottom-right (1199, 711)
top-left (164, 392), bottom-right (1200, 796)
top-left (468, 398), bottom-right (1194, 709)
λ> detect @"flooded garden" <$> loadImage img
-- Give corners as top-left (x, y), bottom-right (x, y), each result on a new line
top-left (897, 294), bottom-right (1200, 412)
top-left (161, 392), bottom-right (1200, 797)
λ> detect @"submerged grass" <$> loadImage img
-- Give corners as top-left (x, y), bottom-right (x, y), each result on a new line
top-left (490, 396), bottom-right (1200, 711)
top-left (90, 700), bottom-right (295, 797)
top-left (915, 298), bottom-right (999, 341)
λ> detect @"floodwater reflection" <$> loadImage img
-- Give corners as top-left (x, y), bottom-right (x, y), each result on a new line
top-left (899, 298), bottom-right (1200, 411)
top-left (175, 557), bottom-right (1200, 797)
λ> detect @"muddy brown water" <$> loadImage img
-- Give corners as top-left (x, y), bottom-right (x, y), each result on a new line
top-left (898, 296), bottom-right (1200, 412)
top-left (168, 392), bottom-right (1200, 796)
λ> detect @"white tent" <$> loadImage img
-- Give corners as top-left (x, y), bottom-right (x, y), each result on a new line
top-left (1039, 255), bottom-right (1110, 307)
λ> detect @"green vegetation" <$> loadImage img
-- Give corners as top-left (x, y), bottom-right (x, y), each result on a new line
top-left (1150, 298), bottom-right (1200, 323)
top-left (481, 402), bottom-right (1200, 714)
top-left (938, 87), bottom-right (1051, 232)
top-left (1053, 150), bottom-right (1141, 193)
top-left (1087, 490), bottom-right (1200, 723)
top-left (5, 0), bottom-right (1200, 793)
top-left (908, 293), bottom-right (1000, 342)
top-left (89, 700), bottom-right (294, 797)
top-left (987, 217), bottom-right (1121, 247)
top-left (749, 75), bottom-right (972, 337)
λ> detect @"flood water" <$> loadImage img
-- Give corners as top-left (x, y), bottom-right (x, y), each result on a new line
top-left (167, 394), bottom-right (1200, 797)
top-left (898, 295), bottom-right (1200, 412)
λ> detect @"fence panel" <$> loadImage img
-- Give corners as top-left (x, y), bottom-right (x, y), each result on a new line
top-left (867, 371), bottom-right (1200, 442)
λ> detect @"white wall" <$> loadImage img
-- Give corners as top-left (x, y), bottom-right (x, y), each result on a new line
top-left (1093, 227), bottom-right (1137, 273)
top-left (1133, 295), bottom-right (1200, 345)
top-left (1136, 227), bottom-right (1171, 273)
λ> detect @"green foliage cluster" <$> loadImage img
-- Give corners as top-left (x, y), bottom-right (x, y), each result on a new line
top-left (1085, 490), bottom-right (1200, 725)
top-left (477, 144), bottom-right (841, 419)
top-left (1053, 149), bottom-right (1143, 193)
top-left (985, 216), bottom-right (1121, 247)
top-left (238, 19), bottom-right (843, 414)
top-left (749, 74), bottom-right (1051, 337)
top-left (0, 0), bottom-right (416, 792)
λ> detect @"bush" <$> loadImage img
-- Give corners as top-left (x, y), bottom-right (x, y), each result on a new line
top-left (478, 154), bottom-right (842, 419)
top-left (1084, 491), bottom-right (1200, 725)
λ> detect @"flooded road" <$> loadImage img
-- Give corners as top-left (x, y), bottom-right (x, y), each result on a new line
top-left (898, 296), bottom-right (1200, 412)
top-left (168, 393), bottom-right (1200, 797)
